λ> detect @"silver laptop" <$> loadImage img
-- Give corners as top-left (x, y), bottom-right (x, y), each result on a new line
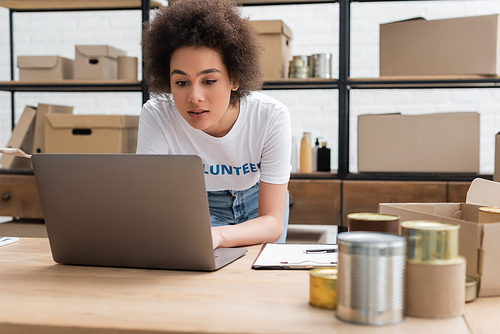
top-left (31, 154), bottom-right (247, 271)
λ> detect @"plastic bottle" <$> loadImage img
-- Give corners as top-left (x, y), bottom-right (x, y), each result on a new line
top-left (317, 141), bottom-right (331, 172)
top-left (299, 132), bottom-right (312, 173)
top-left (291, 136), bottom-right (298, 173)
top-left (312, 138), bottom-right (320, 172)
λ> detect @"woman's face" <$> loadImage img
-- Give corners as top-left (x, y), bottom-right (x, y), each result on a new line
top-left (170, 46), bottom-right (239, 137)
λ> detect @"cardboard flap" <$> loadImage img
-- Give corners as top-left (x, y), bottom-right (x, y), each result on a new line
top-left (17, 56), bottom-right (60, 69)
top-left (75, 45), bottom-right (126, 59)
top-left (45, 114), bottom-right (139, 129)
top-left (466, 178), bottom-right (500, 207)
top-left (0, 106), bottom-right (37, 169)
top-left (252, 20), bottom-right (293, 39)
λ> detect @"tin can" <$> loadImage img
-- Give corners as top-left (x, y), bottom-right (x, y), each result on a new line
top-left (478, 207), bottom-right (500, 223)
top-left (312, 53), bottom-right (332, 79)
top-left (309, 268), bottom-right (338, 309)
top-left (307, 55), bottom-right (314, 77)
top-left (289, 56), bottom-right (311, 79)
top-left (292, 66), bottom-right (309, 79)
top-left (401, 220), bottom-right (459, 264)
top-left (347, 213), bottom-right (400, 234)
top-left (466, 276), bottom-right (477, 303)
top-left (117, 56), bottom-right (138, 80)
top-left (292, 55), bottom-right (307, 66)
top-left (336, 232), bottom-right (406, 325)
top-left (405, 257), bottom-right (466, 318)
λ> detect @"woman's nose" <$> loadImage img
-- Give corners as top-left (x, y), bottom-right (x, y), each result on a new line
top-left (187, 84), bottom-right (204, 103)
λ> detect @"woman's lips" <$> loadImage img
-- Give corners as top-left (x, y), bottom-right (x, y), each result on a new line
top-left (188, 108), bottom-right (209, 119)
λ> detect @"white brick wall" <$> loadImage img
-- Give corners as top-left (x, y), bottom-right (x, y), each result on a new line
top-left (1, 1), bottom-right (500, 174)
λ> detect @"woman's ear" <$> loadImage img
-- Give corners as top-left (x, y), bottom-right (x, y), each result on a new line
top-left (231, 82), bottom-right (239, 91)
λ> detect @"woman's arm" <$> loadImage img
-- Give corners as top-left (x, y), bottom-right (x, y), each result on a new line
top-left (211, 181), bottom-right (288, 248)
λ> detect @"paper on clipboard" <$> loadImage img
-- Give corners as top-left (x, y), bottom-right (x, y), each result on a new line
top-left (0, 237), bottom-right (19, 247)
top-left (251, 243), bottom-right (337, 269)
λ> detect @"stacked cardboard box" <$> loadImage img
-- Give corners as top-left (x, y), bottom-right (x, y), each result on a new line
top-left (44, 114), bottom-right (139, 154)
top-left (380, 14), bottom-right (500, 76)
top-left (1, 105), bottom-right (139, 170)
top-left (357, 112), bottom-right (480, 173)
top-left (17, 44), bottom-right (135, 81)
top-left (252, 20), bottom-right (293, 79)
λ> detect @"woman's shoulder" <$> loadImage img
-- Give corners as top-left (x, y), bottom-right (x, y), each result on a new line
top-left (243, 92), bottom-right (288, 114)
top-left (142, 94), bottom-right (175, 113)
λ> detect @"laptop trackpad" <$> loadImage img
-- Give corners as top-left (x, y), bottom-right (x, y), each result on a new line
top-left (214, 247), bottom-right (248, 270)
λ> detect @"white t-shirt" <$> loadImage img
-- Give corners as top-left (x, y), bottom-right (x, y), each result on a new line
top-left (136, 92), bottom-right (292, 191)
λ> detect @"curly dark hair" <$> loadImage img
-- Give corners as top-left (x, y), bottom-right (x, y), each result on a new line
top-left (142, 0), bottom-right (264, 106)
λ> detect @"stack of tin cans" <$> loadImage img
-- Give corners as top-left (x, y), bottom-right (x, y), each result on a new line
top-left (288, 53), bottom-right (332, 79)
top-left (401, 220), bottom-right (466, 317)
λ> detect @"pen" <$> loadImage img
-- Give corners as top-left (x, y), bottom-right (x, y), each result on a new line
top-left (305, 249), bottom-right (337, 254)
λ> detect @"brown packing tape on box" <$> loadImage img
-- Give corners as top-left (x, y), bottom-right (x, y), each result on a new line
top-left (0, 106), bottom-right (36, 169)
top-left (405, 258), bottom-right (466, 318)
top-left (33, 103), bottom-right (74, 154)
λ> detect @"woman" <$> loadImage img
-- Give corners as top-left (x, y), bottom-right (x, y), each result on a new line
top-left (138, 0), bottom-right (291, 248)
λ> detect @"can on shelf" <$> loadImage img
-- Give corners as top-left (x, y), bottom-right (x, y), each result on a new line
top-left (312, 53), bottom-right (332, 79)
top-left (309, 268), bottom-right (338, 309)
top-left (336, 232), bottom-right (406, 325)
top-left (347, 212), bottom-right (400, 234)
top-left (289, 55), bottom-right (311, 79)
top-left (401, 220), bottom-right (460, 264)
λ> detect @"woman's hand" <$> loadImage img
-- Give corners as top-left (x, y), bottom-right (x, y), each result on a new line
top-left (209, 182), bottom-right (288, 248)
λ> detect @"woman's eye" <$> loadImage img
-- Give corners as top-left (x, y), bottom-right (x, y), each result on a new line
top-left (175, 81), bottom-right (188, 87)
top-left (204, 80), bottom-right (216, 85)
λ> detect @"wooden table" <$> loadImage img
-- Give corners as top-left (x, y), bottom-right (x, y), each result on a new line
top-left (0, 238), bottom-right (497, 334)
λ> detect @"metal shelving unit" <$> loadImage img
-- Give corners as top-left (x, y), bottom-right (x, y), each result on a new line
top-left (0, 0), bottom-right (154, 130)
top-left (1, 0), bottom-right (494, 181)
top-left (341, 0), bottom-right (495, 181)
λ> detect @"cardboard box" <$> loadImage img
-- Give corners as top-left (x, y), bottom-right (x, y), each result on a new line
top-left (33, 103), bottom-right (74, 154)
top-left (74, 45), bottom-right (126, 80)
top-left (252, 20), bottom-right (293, 79)
top-left (44, 114), bottom-right (139, 154)
top-left (0, 106), bottom-right (36, 169)
top-left (357, 112), bottom-right (480, 173)
top-left (17, 56), bottom-right (74, 81)
top-left (494, 132), bottom-right (500, 182)
top-left (380, 14), bottom-right (500, 76)
top-left (379, 178), bottom-right (500, 297)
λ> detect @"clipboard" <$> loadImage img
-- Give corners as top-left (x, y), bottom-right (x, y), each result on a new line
top-left (251, 243), bottom-right (337, 270)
